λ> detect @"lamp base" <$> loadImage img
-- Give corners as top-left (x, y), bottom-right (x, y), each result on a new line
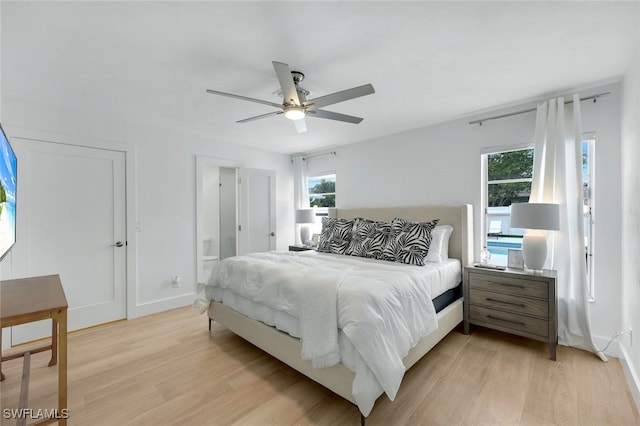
top-left (522, 232), bottom-right (547, 271)
top-left (300, 225), bottom-right (311, 247)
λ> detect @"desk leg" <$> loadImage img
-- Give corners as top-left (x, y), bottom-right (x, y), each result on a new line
top-left (51, 308), bottom-right (67, 425)
top-left (49, 318), bottom-right (58, 367)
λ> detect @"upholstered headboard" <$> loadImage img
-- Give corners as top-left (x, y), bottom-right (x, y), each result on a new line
top-left (328, 204), bottom-right (473, 267)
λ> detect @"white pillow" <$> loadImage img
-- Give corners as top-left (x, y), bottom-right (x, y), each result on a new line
top-left (425, 225), bottom-right (454, 263)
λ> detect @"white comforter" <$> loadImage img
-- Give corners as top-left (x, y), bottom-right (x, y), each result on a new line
top-left (195, 250), bottom-right (441, 416)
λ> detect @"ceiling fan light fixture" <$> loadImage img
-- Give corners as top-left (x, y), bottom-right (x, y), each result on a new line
top-left (284, 106), bottom-right (305, 120)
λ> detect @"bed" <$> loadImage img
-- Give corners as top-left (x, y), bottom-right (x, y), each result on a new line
top-left (195, 204), bottom-right (473, 421)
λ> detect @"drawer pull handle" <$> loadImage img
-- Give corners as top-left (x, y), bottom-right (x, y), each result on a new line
top-left (488, 281), bottom-right (525, 289)
top-left (486, 315), bottom-right (526, 326)
top-left (485, 298), bottom-right (526, 308)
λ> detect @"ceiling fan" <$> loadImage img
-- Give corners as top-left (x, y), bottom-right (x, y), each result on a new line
top-left (206, 61), bottom-right (375, 133)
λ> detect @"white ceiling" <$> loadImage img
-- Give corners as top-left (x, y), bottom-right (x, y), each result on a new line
top-left (2, 1), bottom-right (639, 154)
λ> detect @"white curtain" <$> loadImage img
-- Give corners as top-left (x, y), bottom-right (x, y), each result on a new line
top-left (292, 156), bottom-right (310, 244)
top-left (530, 95), bottom-right (606, 361)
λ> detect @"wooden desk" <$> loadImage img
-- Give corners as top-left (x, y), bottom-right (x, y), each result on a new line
top-left (1, 275), bottom-right (68, 425)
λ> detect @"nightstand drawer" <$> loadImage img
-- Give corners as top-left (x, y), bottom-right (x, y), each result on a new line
top-left (468, 273), bottom-right (548, 299)
top-left (469, 288), bottom-right (549, 317)
top-left (469, 305), bottom-right (549, 338)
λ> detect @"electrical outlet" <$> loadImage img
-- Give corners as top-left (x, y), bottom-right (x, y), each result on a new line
top-left (171, 275), bottom-right (180, 288)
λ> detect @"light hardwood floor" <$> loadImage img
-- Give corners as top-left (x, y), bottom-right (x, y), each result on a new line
top-left (1, 306), bottom-right (638, 425)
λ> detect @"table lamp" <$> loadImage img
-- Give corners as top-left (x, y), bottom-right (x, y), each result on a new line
top-left (510, 202), bottom-right (560, 271)
top-left (295, 208), bottom-right (316, 246)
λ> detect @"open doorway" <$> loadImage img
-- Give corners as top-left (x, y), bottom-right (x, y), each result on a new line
top-left (196, 156), bottom-right (240, 286)
top-left (195, 156), bottom-right (277, 286)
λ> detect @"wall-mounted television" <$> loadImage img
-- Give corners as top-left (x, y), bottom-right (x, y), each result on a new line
top-left (0, 123), bottom-right (17, 261)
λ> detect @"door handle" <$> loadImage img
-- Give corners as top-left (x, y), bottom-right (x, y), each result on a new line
top-left (111, 241), bottom-right (124, 248)
top-left (270, 232), bottom-right (276, 237)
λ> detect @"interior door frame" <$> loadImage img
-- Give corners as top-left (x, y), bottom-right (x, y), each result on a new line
top-left (195, 155), bottom-right (243, 285)
top-left (2, 125), bottom-right (138, 319)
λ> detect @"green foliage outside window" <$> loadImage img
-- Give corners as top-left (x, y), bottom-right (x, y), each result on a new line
top-left (309, 178), bottom-right (335, 207)
top-left (487, 149), bottom-right (533, 207)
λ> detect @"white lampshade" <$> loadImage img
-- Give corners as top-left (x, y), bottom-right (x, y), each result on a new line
top-left (510, 203), bottom-right (560, 271)
top-left (295, 208), bottom-right (317, 224)
top-left (510, 203), bottom-right (560, 231)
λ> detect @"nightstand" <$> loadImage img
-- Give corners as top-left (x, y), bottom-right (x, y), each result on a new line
top-left (288, 245), bottom-right (314, 252)
top-left (463, 265), bottom-right (557, 360)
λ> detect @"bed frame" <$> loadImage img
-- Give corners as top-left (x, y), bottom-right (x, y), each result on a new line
top-left (208, 204), bottom-right (473, 420)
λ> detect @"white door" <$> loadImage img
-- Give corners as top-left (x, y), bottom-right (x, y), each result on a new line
top-left (11, 138), bottom-right (127, 344)
top-left (238, 168), bottom-right (276, 254)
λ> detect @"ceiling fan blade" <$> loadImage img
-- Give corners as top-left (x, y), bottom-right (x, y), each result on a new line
top-left (292, 118), bottom-right (307, 133)
top-left (206, 89), bottom-right (282, 109)
top-left (237, 111), bottom-right (283, 123)
top-left (304, 84), bottom-right (375, 109)
top-left (307, 109), bottom-right (363, 124)
top-left (272, 61), bottom-right (301, 106)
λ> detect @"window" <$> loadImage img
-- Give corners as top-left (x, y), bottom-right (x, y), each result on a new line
top-left (307, 173), bottom-right (335, 234)
top-left (307, 173), bottom-right (335, 210)
top-left (483, 148), bottom-right (534, 266)
top-left (482, 139), bottom-right (595, 300)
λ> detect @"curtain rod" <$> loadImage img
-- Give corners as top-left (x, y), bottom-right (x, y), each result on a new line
top-left (303, 151), bottom-right (336, 161)
top-left (469, 92), bottom-right (610, 126)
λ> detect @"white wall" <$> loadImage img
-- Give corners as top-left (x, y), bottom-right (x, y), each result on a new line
top-left (307, 82), bottom-right (623, 346)
top-left (0, 124), bottom-right (293, 316)
top-left (621, 37), bottom-right (640, 405)
top-left (0, 1), bottom-right (296, 319)
top-left (0, 124), bottom-right (293, 315)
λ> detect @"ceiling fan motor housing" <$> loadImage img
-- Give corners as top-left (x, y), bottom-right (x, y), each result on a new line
top-left (291, 71), bottom-right (309, 100)
top-left (291, 71), bottom-right (304, 84)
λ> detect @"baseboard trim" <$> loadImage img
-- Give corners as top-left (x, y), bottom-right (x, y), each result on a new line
top-left (620, 345), bottom-right (640, 413)
top-left (135, 293), bottom-right (195, 318)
